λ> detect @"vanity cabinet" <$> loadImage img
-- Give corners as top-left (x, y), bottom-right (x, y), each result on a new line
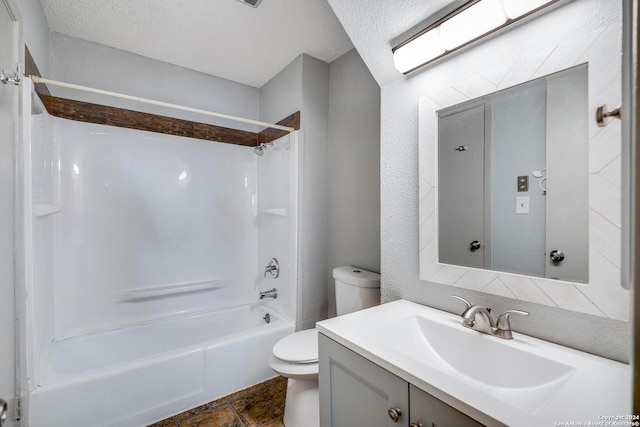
top-left (319, 333), bottom-right (484, 427)
top-left (409, 384), bottom-right (483, 427)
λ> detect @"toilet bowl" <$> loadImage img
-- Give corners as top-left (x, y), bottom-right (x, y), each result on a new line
top-left (269, 266), bottom-right (380, 427)
top-left (270, 328), bottom-right (319, 427)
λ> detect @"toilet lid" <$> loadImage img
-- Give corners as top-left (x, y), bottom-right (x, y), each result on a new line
top-left (273, 328), bottom-right (318, 363)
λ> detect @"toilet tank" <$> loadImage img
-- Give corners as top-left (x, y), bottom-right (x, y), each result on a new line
top-left (333, 266), bottom-right (381, 316)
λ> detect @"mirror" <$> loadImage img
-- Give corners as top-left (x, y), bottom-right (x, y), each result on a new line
top-left (417, 2), bottom-right (629, 321)
top-left (437, 65), bottom-right (588, 283)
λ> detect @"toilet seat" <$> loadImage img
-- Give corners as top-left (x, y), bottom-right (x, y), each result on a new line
top-left (270, 329), bottom-right (319, 381)
top-left (273, 328), bottom-right (318, 363)
top-left (270, 354), bottom-right (318, 381)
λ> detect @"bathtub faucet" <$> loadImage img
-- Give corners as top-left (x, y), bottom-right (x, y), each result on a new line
top-left (260, 288), bottom-right (278, 299)
top-left (264, 258), bottom-right (280, 278)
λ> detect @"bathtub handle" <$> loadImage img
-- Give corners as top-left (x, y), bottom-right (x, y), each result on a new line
top-left (264, 258), bottom-right (280, 278)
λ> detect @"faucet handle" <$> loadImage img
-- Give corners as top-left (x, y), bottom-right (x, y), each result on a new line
top-left (451, 295), bottom-right (472, 313)
top-left (451, 295), bottom-right (472, 317)
top-left (264, 258), bottom-right (280, 278)
top-left (495, 310), bottom-right (529, 339)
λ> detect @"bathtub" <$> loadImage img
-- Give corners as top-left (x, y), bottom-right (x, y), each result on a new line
top-left (29, 304), bottom-right (294, 427)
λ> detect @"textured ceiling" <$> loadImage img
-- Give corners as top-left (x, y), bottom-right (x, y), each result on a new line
top-left (326, 0), bottom-right (455, 87)
top-left (39, 0), bottom-right (354, 88)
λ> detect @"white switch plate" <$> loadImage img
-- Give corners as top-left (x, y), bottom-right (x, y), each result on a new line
top-left (516, 196), bottom-right (530, 214)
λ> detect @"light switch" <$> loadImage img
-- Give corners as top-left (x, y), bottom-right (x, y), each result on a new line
top-left (516, 196), bottom-right (529, 214)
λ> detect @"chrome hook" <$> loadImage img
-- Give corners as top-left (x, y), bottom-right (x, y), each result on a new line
top-left (0, 64), bottom-right (20, 85)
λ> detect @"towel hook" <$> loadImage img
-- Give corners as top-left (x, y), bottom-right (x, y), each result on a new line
top-left (596, 104), bottom-right (621, 127)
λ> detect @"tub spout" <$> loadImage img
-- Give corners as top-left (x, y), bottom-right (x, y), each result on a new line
top-left (260, 288), bottom-right (277, 299)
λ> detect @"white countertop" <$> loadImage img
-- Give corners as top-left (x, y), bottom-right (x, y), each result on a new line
top-left (316, 299), bottom-right (631, 427)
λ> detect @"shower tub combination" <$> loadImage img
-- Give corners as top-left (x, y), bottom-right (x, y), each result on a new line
top-left (22, 79), bottom-right (300, 427)
top-left (29, 304), bottom-right (293, 427)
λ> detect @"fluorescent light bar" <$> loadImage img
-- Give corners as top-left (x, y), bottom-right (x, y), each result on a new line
top-left (392, 0), bottom-right (558, 74)
top-left (393, 28), bottom-right (446, 74)
top-left (502, 0), bottom-right (554, 19)
top-left (440, 0), bottom-right (506, 50)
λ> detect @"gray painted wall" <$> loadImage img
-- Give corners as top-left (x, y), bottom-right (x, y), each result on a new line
top-left (327, 49), bottom-right (381, 317)
top-left (259, 54), bottom-right (330, 330)
top-left (259, 56), bottom-right (303, 124)
top-left (300, 56), bottom-right (330, 328)
top-left (49, 33), bottom-right (259, 129)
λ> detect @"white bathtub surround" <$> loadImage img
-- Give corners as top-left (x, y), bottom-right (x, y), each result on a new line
top-left (22, 78), bottom-right (300, 425)
top-left (257, 133), bottom-right (300, 323)
top-left (259, 54), bottom-right (330, 330)
top-left (30, 304), bottom-right (293, 427)
top-left (53, 119), bottom-right (259, 337)
top-left (20, 85), bottom-right (57, 394)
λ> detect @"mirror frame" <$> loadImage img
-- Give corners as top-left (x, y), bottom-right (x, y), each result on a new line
top-left (418, 2), bottom-right (629, 321)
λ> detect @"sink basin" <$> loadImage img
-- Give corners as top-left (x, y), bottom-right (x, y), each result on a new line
top-left (364, 314), bottom-right (576, 414)
top-left (372, 314), bottom-right (574, 390)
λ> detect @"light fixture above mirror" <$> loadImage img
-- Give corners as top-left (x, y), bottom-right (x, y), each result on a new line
top-left (392, 0), bottom-right (565, 74)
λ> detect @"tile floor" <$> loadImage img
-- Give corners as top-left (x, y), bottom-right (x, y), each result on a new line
top-left (147, 376), bottom-right (288, 427)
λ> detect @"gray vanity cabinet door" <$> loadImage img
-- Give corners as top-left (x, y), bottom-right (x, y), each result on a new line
top-left (319, 333), bottom-right (409, 427)
top-left (409, 385), bottom-right (484, 427)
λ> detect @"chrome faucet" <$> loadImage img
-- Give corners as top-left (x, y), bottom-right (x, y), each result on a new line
top-left (452, 296), bottom-right (529, 340)
top-left (458, 302), bottom-right (495, 335)
top-left (260, 288), bottom-right (277, 299)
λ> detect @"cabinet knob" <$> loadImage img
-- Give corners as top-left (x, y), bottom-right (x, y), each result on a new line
top-left (387, 407), bottom-right (401, 422)
top-left (410, 423), bottom-right (424, 427)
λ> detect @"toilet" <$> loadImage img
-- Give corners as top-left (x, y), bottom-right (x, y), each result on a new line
top-left (270, 266), bottom-right (380, 427)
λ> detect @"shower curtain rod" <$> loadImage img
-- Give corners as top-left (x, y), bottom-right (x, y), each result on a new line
top-left (29, 75), bottom-right (296, 132)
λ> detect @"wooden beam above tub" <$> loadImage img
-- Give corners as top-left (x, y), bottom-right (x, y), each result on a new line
top-left (24, 45), bottom-right (300, 148)
top-left (39, 94), bottom-right (259, 146)
top-left (258, 111), bottom-right (301, 144)
top-left (25, 46), bottom-right (51, 98)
